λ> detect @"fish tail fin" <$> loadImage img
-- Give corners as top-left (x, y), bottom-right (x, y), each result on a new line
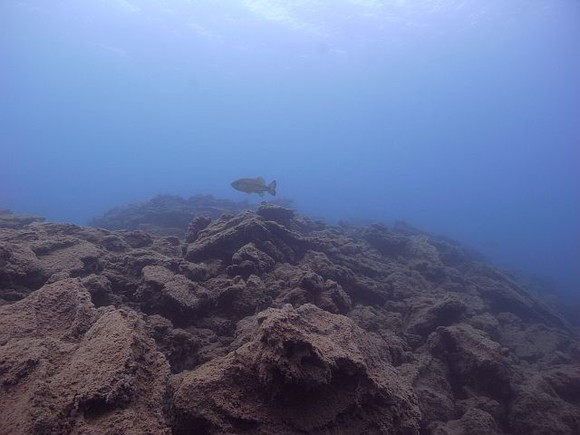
top-left (268, 180), bottom-right (277, 196)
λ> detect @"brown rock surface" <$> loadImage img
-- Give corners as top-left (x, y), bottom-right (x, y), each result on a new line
top-left (0, 278), bottom-right (170, 434)
top-left (90, 194), bottom-right (293, 237)
top-left (172, 304), bottom-right (421, 434)
top-left (0, 207), bottom-right (578, 434)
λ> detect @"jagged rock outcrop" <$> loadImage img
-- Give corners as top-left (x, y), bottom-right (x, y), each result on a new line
top-left (90, 194), bottom-right (293, 237)
top-left (0, 278), bottom-right (170, 434)
top-left (173, 304), bottom-right (421, 435)
top-left (0, 206), bottom-right (578, 434)
top-left (0, 209), bottom-right (44, 229)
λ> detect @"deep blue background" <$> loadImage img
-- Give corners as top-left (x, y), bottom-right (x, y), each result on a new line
top-left (1, 0), bottom-right (579, 296)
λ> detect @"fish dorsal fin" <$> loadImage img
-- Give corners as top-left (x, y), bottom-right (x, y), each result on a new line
top-left (256, 177), bottom-right (265, 184)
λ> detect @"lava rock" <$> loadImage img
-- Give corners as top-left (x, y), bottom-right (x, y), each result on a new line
top-left (172, 304), bottom-right (422, 434)
top-left (1, 206), bottom-right (578, 434)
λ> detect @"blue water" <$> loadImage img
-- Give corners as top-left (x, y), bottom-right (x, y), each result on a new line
top-left (1, 0), bottom-right (579, 298)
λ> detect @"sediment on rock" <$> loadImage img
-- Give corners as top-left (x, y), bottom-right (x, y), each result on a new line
top-left (0, 206), bottom-right (578, 435)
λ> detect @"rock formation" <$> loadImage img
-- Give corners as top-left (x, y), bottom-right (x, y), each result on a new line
top-left (0, 206), bottom-right (578, 434)
top-left (89, 194), bottom-right (293, 237)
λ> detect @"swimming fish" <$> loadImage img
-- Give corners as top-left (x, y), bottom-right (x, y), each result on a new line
top-left (231, 177), bottom-right (277, 196)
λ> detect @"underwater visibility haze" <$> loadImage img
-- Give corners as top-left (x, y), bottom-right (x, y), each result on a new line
top-left (1, 0), bottom-right (579, 297)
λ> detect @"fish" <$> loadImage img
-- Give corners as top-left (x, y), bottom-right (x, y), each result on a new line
top-left (231, 177), bottom-right (277, 197)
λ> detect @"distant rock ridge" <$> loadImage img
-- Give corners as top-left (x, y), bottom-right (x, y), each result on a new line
top-left (89, 193), bottom-right (293, 237)
top-left (0, 208), bottom-right (44, 228)
top-left (0, 206), bottom-right (578, 434)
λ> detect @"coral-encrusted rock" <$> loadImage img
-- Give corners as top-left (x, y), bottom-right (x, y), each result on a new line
top-left (172, 304), bottom-right (421, 435)
top-left (0, 278), bottom-right (171, 434)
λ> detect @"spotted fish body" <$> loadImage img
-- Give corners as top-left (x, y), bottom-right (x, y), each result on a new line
top-left (231, 177), bottom-right (277, 196)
